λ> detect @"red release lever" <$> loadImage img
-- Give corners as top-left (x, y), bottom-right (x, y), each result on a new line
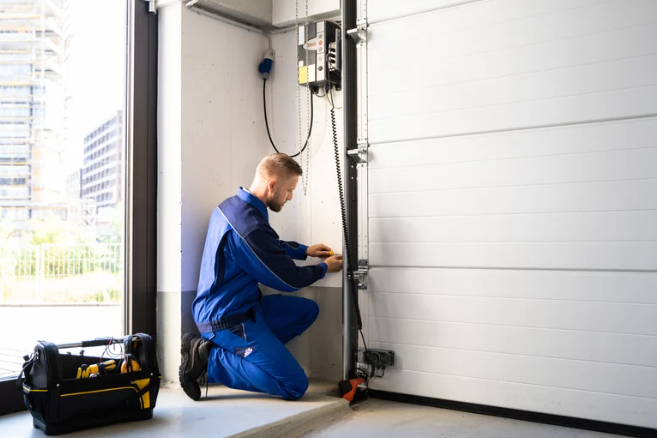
top-left (339, 377), bottom-right (365, 402)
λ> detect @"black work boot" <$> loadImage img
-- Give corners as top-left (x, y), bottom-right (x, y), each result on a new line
top-left (179, 333), bottom-right (211, 401)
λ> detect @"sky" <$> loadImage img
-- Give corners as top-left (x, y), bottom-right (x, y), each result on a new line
top-left (63, 0), bottom-right (127, 170)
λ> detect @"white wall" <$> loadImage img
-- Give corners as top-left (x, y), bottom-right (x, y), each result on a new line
top-left (199, 0), bottom-right (273, 24)
top-left (268, 29), bottom-right (344, 289)
top-left (179, 8), bottom-right (271, 293)
top-left (179, 0), bottom-right (339, 29)
top-left (272, 0), bottom-right (340, 27)
top-left (263, 28), bottom-right (346, 381)
top-left (157, 3), bottom-right (345, 384)
top-left (157, 2), bottom-right (271, 384)
top-left (156, 1), bottom-right (184, 386)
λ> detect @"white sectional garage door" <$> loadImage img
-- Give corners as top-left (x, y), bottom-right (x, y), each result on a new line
top-left (364, 0), bottom-right (657, 429)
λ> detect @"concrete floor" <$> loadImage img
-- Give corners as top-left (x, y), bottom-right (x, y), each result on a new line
top-left (300, 398), bottom-right (625, 438)
top-left (1, 382), bottom-right (628, 438)
top-left (0, 381), bottom-right (349, 438)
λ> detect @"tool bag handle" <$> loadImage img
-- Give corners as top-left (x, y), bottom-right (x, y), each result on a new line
top-left (59, 336), bottom-right (148, 349)
top-left (55, 334), bottom-right (158, 371)
top-left (81, 338), bottom-right (119, 348)
top-left (55, 338), bottom-right (121, 349)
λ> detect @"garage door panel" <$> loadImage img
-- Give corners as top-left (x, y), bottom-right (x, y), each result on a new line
top-left (370, 180), bottom-right (657, 218)
top-left (368, 268), bottom-right (657, 304)
top-left (368, 293), bottom-right (657, 335)
top-left (369, 0), bottom-right (617, 47)
top-left (370, 23), bottom-right (657, 97)
top-left (370, 212), bottom-right (657, 243)
top-left (364, 0), bottom-right (657, 427)
top-left (368, 0), bottom-right (483, 24)
top-left (369, 342), bottom-right (657, 399)
top-left (370, 11), bottom-right (657, 90)
top-left (370, 242), bottom-right (657, 270)
top-left (370, 55), bottom-right (657, 122)
top-left (370, 369), bottom-right (657, 429)
top-left (369, 118), bottom-right (657, 170)
top-left (369, 86), bottom-right (657, 144)
top-left (369, 317), bottom-right (657, 367)
top-left (370, 148), bottom-right (657, 194)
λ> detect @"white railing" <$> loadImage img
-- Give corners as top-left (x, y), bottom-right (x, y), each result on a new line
top-left (0, 243), bottom-right (123, 304)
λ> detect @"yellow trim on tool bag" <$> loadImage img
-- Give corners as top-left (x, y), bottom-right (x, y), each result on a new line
top-left (133, 378), bottom-right (151, 409)
top-left (23, 385), bottom-right (48, 393)
top-left (61, 385), bottom-right (149, 409)
top-left (60, 386), bottom-right (137, 397)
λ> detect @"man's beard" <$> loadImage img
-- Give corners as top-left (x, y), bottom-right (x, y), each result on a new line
top-left (268, 191), bottom-right (285, 212)
top-left (269, 201), bottom-right (283, 212)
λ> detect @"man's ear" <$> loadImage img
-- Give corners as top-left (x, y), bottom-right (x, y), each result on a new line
top-left (267, 179), bottom-right (277, 193)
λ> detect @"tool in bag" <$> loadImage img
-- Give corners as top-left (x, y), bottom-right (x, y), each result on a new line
top-left (76, 359), bottom-right (117, 379)
top-left (18, 333), bottom-right (161, 436)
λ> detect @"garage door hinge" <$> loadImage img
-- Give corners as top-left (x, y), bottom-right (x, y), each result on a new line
top-left (347, 142), bottom-right (368, 164)
top-left (142, 0), bottom-right (157, 14)
top-left (349, 260), bottom-right (369, 290)
top-left (347, 24), bottom-right (367, 45)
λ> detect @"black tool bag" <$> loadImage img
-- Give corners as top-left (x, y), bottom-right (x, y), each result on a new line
top-left (19, 333), bottom-right (161, 436)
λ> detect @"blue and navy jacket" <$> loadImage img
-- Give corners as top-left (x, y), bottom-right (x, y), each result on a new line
top-left (193, 187), bottom-right (328, 333)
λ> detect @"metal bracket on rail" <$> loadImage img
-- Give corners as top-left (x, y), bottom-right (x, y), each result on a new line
top-left (349, 259), bottom-right (369, 290)
top-left (347, 142), bottom-right (368, 164)
top-left (347, 24), bottom-right (367, 45)
top-left (141, 0), bottom-right (157, 14)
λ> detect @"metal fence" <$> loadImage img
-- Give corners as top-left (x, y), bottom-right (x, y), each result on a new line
top-left (0, 244), bottom-right (123, 303)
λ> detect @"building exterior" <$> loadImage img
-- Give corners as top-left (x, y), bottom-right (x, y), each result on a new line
top-left (65, 168), bottom-right (79, 199)
top-left (0, 0), bottom-right (69, 221)
top-left (80, 111), bottom-right (123, 211)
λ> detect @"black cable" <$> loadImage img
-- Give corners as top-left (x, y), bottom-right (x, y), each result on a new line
top-left (329, 87), bottom-right (366, 350)
top-left (263, 78), bottom-right (280, 154)
top-left (263, 78), bottom-right (313, 158)
top-left (359, 326), bottom-right (368, 352)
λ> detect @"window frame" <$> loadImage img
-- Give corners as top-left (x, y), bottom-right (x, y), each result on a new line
top-left (0, 0), bottom-right (158, 416)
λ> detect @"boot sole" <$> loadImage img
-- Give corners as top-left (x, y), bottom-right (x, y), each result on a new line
top-left (179, 333), bottom-right (201, 401)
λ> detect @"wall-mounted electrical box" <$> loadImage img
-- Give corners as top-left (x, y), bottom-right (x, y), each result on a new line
top-left (298, 21), bottom-right (341, 91)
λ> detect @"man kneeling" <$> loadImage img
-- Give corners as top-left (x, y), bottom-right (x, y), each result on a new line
top-left (180, 153), bottom-right (343, 401)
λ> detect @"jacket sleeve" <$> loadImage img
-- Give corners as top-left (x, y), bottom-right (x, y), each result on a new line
top-left (228, 228), bottom-right (327, 292)
top-left (280, 240), bottom-right (308, 260)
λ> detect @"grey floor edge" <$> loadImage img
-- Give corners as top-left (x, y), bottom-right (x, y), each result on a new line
top-left (229, 398), bottom-right (350, 438)
top-left (300, 398), bottom-right (629, 438)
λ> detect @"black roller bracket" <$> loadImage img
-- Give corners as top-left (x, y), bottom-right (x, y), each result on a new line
top-left (357, 348), bottom-right (395, 380)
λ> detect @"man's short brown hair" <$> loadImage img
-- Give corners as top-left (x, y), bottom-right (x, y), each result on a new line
top-left (258, 153), bottom-right (303, 179)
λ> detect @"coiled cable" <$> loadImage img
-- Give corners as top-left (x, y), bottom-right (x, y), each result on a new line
top-left (329, 89), bottom-right (367, 352)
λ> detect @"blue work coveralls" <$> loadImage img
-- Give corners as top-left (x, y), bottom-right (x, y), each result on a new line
top-left (192, 187), bottom-right (328, 400)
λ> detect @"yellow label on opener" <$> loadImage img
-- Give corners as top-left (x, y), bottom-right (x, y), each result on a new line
top-left (298, 66), bottom-right (308, 85)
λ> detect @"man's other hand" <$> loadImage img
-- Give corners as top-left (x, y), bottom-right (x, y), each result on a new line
top-left (324, 254), bottom-right (344, 273)
top-left (307, 243), bottom-right (333, 258)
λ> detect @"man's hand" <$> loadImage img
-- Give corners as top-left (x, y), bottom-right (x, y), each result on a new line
top-left (306, 243), bottom-right (333, 258)
top-left (324, 254), bottom-right (344, 273)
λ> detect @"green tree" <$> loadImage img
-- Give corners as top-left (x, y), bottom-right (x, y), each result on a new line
top-left (29, 216), bottom-right (68, 245)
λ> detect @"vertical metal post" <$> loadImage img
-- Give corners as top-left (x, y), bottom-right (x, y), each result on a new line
top-left (342, 0), bottom-right (359, 381)
top-left (128, 0), bottom-right (158, 339)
